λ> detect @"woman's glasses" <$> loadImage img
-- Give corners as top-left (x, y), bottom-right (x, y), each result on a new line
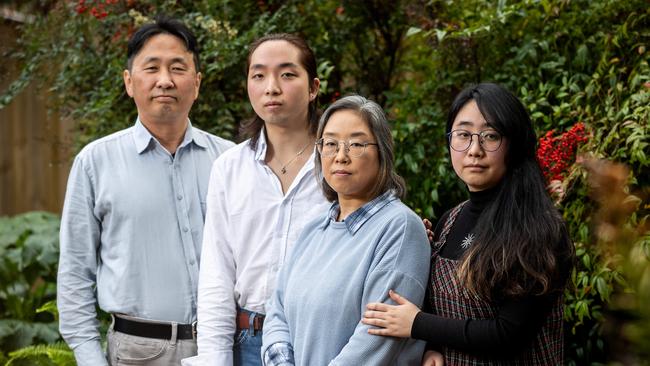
top-left (316, 138), bottom-right (378, 157)
top-left (447, 129), bottom-right (503, 152)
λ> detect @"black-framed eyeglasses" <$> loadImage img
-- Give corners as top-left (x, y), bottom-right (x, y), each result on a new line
top-left (447, 129), bottom-right (503, 152)
top-left (316, 138), bottom-right (378, 157)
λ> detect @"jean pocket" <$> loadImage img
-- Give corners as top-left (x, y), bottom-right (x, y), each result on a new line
top-left (233, 328), bottom-right (250, 347)
top-left (115, 334), bottom-right (169, 364)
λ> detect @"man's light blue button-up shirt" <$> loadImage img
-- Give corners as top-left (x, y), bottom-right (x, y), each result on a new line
top-left (57, 119), bottom-right (234, 366)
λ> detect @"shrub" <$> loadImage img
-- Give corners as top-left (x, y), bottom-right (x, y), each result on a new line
top-left (2, 0), bottom-right (649, 364)
top-left (0, 212), bottom-right (61, 356)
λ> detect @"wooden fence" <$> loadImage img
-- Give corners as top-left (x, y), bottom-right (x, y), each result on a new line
top-left (0, 88), bottom-right (73, 216)
top-left (0, 18), bottom-right (73, 216)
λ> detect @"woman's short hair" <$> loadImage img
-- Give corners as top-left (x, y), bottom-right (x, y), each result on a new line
top-left (240, 33), bottom-right (320, 148)
top-left (315, 95), bottom-right (406, 202)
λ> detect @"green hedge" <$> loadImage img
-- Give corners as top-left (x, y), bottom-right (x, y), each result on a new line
top-left (1, 0), bottom-right (648, 364)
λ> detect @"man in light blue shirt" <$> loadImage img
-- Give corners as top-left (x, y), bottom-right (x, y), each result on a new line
top-left (57, 16), bottom-right (233, 366)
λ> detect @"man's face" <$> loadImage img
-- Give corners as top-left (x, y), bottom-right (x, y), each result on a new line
top-left (123, 33), bottom-right (201, 126)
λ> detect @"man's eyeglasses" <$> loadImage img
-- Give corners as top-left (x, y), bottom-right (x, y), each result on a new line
top-left (316, 138), bottom-right (378, 157)
top-left (447, 129), bottom-right (503, 152)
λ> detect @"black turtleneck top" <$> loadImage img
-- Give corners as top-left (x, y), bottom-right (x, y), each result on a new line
top-left (410, 187), bottom-right (556, 356)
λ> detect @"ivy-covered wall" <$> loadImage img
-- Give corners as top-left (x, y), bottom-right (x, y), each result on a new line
top-left (0, 1), bottom-right (648, 364)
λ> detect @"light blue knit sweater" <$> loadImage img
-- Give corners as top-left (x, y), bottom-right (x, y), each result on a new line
top-left (262, 194), bottom-right (430, 365)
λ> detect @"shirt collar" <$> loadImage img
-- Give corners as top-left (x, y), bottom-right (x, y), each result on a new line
top-left (253, 127), bottom-right (269, 162)
top-left (133, 118), bottom-right (206, 154)
top-left (133, 118), bottom-right (153, 153)
top-left (324, 190), bottom-right (397, 234)
top-left (188, 123), bottom-right (209, 149)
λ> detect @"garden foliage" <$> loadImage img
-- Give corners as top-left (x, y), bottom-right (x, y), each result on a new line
top-left (1, 0), bottom-right (648, 364)
top-left (0, 212), bottom-right (71, 364)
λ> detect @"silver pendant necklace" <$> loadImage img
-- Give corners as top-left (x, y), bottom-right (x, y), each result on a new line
top-left (278, 141), bottom-right (311, 174)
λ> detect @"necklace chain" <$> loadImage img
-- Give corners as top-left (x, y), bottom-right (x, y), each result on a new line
top-left (278, 141), bottom-right (312, 174)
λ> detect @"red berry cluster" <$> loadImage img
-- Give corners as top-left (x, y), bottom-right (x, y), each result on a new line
top-left (537, 122), bottom-right (589, 183)
top-left (76, 0), bottom-right (119, 19)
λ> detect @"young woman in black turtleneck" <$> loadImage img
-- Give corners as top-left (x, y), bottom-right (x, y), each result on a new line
top-left (361, 83), bottom-right (575, 365)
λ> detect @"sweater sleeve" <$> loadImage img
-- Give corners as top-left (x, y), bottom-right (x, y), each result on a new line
top-left (411, 293), bottom-right (556, 356)
top-left (329, 212), bottom-right (431, 365)
top-left (261, 222), bottom-right (305, 363)
top-left (260, 267), bottom-right (294, 361)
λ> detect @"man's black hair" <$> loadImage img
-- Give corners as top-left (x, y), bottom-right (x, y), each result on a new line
top-left (127, 15), bottom-right (200, 72)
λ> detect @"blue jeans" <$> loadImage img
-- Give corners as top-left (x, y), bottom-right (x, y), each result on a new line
top-left (233, 309), bottom-right (263, 366)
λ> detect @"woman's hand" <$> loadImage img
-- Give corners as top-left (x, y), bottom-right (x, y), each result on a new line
top-left (423, 218), bottom-right (434, 243)
top-left (422, 350), bottom-right (444, 366)
top-left (361, 289), bottom-right (420, 338)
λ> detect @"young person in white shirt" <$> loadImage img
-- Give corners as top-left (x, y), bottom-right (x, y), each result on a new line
top-left (181, 34), bottom-right (329, 366)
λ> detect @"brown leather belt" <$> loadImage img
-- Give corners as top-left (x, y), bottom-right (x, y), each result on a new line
top-left (113, 315), bottom-right (196, 340)
top-left (236, 310), bottom-right (265, 331)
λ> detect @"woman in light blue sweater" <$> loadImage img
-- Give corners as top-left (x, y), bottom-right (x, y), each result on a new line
top-left (261, 95), bottom-right (430, 366)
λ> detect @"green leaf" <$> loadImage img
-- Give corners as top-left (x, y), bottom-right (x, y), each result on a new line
top-left (434, 29), bottom-right (447, 42)
top-left (406, 27), bottom-right (422, 37)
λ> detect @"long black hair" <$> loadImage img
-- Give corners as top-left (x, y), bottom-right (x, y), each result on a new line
top-left (447, 83), bottom-right (574, 300)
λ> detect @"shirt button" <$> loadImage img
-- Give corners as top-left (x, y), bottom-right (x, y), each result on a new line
top-left (183, 227), bottom-right (189, 232)
top-left (177, 195), bottom-right (183, 200)
top-left (190, 259), bottom-right (196, 265)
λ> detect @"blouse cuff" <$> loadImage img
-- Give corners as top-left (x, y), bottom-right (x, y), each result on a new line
top-left (263, 342), bottom-right (295, 366)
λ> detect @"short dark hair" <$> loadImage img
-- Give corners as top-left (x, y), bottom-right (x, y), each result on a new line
top-left (239, 33), bottom-right (320, 148)
top-left (127, 15), bottom-right (200, 72)
top-left (315, 95), bottom-right (406, 202)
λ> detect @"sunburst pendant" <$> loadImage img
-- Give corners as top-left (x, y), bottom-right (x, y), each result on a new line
top-left (461, 233), bottom-right (475, 249)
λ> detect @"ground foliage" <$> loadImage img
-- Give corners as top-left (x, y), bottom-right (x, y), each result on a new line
top-left (0, 212), bottom-right (63, 363)
top-left (1, 0), bottom-right (649, 364)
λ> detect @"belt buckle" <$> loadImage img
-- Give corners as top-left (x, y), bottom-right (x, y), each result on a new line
top-left (191, 321), bottom-right (197, 340)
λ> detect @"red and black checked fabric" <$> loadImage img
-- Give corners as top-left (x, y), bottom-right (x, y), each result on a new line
top-left (431, 201), bottom-right (466, 253)
top-left (429, 202), bottom-right (564, 365)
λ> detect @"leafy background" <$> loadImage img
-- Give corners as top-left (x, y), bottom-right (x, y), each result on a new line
top-left (0, 0), bottom-right (648, 365)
